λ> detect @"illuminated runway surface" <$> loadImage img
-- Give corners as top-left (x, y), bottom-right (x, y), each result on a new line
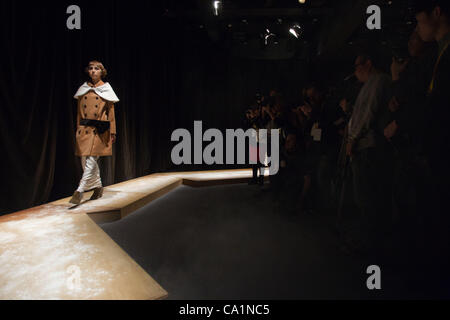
top-left (0, 169), bottom-right (255, 300)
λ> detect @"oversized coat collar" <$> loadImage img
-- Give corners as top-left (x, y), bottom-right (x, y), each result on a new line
top-left (74, 81), bottom-right (120, 102)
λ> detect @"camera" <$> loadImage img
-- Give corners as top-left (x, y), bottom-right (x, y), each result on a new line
top-left (255, 93), bottom-right (264, 105)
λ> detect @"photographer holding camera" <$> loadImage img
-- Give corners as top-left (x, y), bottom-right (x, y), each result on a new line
top-left (244, 92), bottom-right (269, 185)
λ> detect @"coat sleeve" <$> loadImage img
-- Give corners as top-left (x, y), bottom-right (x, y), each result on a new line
top-left (76, 98), bottom-right (81, 128)
top-left (108, 102), bottom-right (116, 134)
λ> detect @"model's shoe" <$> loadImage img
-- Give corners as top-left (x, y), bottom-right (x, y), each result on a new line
top-left (90, 187), bottom-right (104, 200)
top-left (69, 191), bottom-right (83, 205)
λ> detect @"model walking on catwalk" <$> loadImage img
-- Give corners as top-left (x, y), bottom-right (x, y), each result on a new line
top-left (69, 60), bottom-right (119, 204)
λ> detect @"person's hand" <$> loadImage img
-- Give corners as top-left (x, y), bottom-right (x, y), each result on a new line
top-left (391, 57), bottom-right (409, 81)
top-left (111, 134), bottom-right (116, 144)
top-left (388, 96), bottom-right (400, 113)
top-left (339, 98), bottom-right (348, 113)
top-left (293, 106), bottom-right (302, 115)
top-left (346, 141), bottom-right (354, 157)
top-left (384, 120), bottom-right (398, 141)
top-left (293, 107), bottom-right (306, 125)
top-left (300, 104), bottom-right (312, 117)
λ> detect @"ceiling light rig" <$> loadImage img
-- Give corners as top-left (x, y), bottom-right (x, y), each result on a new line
top-left (289, 24), bottom-right (302, 39)
top-left (263, 28), bottom-right (276, 46)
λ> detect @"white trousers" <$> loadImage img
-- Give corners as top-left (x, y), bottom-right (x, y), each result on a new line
top-left (76, 156), bottom-right (102, 193)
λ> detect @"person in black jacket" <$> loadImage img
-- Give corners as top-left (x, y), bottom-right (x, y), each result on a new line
top-left (383, 30), bottom-right (435, 256)
top-left (244, 94), bottom-right (271, 185)
top-left (271, 132), bottom-right (311, 215)
top-left (299, 84), bottom-right (343, 213)
top-left (414, 0), bottom-right (450, 292)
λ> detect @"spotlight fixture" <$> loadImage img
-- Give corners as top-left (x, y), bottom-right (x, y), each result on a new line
top-left (299, 0), bottom-right (306, 4)
top-left (213, 1), bottom-right (221, 16)
top-left (289, 24), bottom-right (302, 39)
top-left (263, 28), bottom-right (276, 45)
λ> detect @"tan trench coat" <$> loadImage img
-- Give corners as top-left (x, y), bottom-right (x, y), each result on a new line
top-left (75, 81), bottom-right (116, 157)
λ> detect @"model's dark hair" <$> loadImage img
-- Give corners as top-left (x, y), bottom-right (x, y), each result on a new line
top-left (85, 60), bottom-right (108, 79)
top-left (414, 0), bottom-right (450, 17)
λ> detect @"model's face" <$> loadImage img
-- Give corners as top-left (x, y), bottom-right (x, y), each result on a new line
top-left (415, 11), bottom-right (437, 42)
top-left (88, 65), bottom-right (102, 82)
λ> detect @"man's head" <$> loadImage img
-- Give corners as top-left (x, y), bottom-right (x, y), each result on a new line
top-left (414, 0), bottom-right (450, 42)
top-left (273, 95), bottom-right (286, 113)
top-left (85, 60), bottom-right (107, 83)
top-left (354, 52), bottom-right (379, 83)
top-left (303, 83), bottom-right (324, 107)
top-left (285, 133), bottom-right (297, 153)
top-left (408, 30), bottom-right (427, 57)
top-left (269, 89), bottom-right (279, 97)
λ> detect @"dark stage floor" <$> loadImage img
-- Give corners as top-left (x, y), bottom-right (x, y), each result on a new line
top-left (99, 183), bottom-right (439, 299)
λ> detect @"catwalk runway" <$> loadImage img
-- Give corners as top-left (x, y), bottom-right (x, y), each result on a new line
top-left (0, 169), bottom-right (256, 299)
top-left (99, 183), bottom-right (427, 299)
top-left (0, 168), bottom-right (432, 299)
